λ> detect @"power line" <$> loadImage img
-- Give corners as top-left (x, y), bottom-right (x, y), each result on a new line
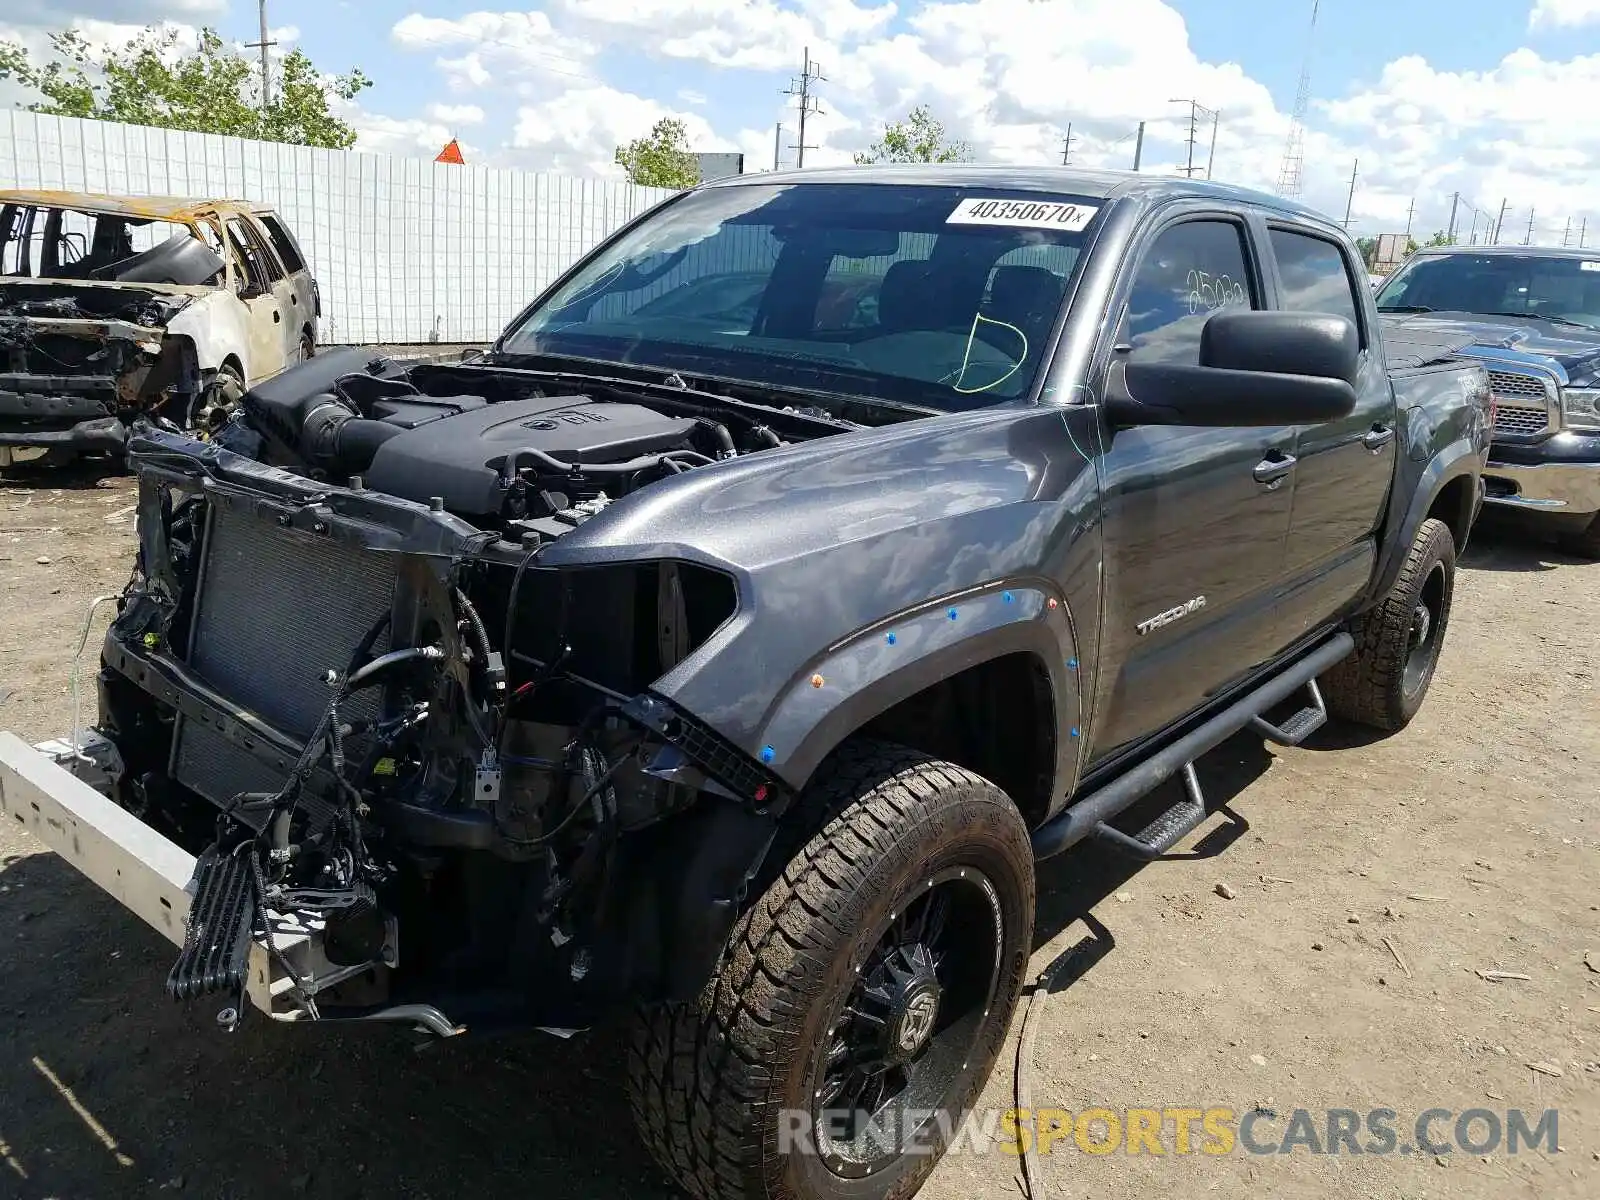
top-left (782, 48), bottom-right (825, 168)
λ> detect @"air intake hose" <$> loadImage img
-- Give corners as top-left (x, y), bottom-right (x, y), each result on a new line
top-left (297, 392), bottom-right (405, 474)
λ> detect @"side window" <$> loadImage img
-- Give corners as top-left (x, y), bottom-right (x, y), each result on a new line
top-left (258, 215), bottom-right (306, 274)
top-left (1121, 219), bottom-right (1256, 365)
top-left (1270, 228), bottom-right (1363, 340)
top-left (226, 218), bottom-right (281, 292)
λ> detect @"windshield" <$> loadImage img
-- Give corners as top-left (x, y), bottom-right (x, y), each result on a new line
top-left (0, 204), bottom-right (224, 285)
top-left (499, 183), bottom-right (1103, 412)
top-left (1376, 251), bottom-right (1600, 331)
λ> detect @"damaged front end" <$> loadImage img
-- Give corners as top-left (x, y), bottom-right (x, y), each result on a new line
top-left (88, 368), bottom-right (803, 1035)
top-left (0, 282), bottom-right (200, 459)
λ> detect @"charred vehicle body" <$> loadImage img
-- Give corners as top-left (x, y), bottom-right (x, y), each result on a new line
top-left (0, 191), bottom-right (319, 463)
top-left (1, 169), bottom-right (1491, 1200)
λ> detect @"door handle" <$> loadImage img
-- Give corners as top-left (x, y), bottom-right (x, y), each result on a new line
top-left (1252, 452), bottom-right (1297, 487)
top-left (1362, 424), bottom-right (1395, 451)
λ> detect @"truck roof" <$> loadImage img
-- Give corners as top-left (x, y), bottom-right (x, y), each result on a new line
top-left (702, 164), bottom-right (1336, 226)
top-left (0, 190), bottom-right (274, 222)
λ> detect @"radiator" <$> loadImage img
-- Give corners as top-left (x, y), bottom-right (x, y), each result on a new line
top-left (171, 502), bottom-right (396, 812)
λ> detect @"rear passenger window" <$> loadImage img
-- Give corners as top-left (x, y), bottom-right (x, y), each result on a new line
top-left (1270, 228), bottom-right (1363, 339)
top-left (1122, 220), bottom-right (1256, 365)
top-left (259, 215), bottom-right (306, 273)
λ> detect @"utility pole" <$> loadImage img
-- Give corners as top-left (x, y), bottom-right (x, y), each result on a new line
top-left (1342, 158), bottom-right (1357, 228)
top-left (1525, 209), bottom-right (1535, 245)
top-left (1060, 123), bottom-right (1074, 166)
top-left (1582, 218), bottom-right (1588, 248)
top-left (773, 122), bottom-right (782, 171)
top-left (1205, 109), bottom-right (1219, 179)
top-left (1493, 198), bottom-right (1508, 243)
top-left (1564, 216), bottom-right (1572, 247)
top-left (1168, 100), bottom-right (1219, 178)
top-left (1447, 192), bottom-right (1460, 242)
top-left (1170, 99), bottom-right (1198, 177)
top-left (1405, 197), bottom-right (1415, 237)
top-left (244, 0), bottom-right (277, 113)
top-left (1131, 120), bottom-right (1145, 171)
top-left (782, 48), bottom-right (824, 168)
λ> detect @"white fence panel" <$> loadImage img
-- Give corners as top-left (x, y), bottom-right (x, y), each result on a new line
top-left (0, 111), bottom-right (675, 344)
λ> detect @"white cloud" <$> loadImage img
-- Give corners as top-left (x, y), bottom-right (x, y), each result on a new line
top-left (1529, 0), bottom-right (1600, 29)
top-left (391, 10), bottom-right (596, 82)
top-left (348, 109), bottom-right (468, 160)
top-left (427, 102), bottom-right (486, 126)
top-left (508, 86), bottom-right (728, 177)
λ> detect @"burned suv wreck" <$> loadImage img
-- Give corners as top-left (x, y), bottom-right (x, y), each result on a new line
top-left (0, 191), bottom-right (319, 463)
top-left (5, 169), bottom-right (1491, 1200)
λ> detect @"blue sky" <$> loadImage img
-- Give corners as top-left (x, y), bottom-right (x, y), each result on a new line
top-left (11, 1), bottom-right (1600, 241)
top-left (233, 0), bottom-right (1600, 125)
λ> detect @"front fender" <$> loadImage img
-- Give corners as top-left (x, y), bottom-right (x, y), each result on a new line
top-left (166, 291), bottom-right (250, 375)
top-left (1369, 435), bottom-right (1483, 604)
top-left (751, 579), bottom-right (1082, 793)
top-left (538, 403), bottom-right (1104, 792)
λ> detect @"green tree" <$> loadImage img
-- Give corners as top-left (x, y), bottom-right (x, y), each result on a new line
top-left (614, 118), bottom-right (701, 189)
top-left (854, 105), bottom-right (971, 164)
top-left (1424, 230), bottom-right (1452, 247)
top-left (0, 26), bottom-right (371, 149)
top-left (1355, 236), bottom-right (1377, 267)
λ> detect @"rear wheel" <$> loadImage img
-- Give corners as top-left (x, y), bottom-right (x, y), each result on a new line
top-left (627, 741), bottom-right (1034, 1200)
top-left (1323, 516), bottom-right (1456, 731)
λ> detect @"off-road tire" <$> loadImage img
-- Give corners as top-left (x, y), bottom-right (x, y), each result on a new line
top-left (627, 741), bottom-right (1035, 1200)
top-left (1562, 513), bottom-right (1600, 560)
top-left (1323, 516), bottom-right (1456, 732)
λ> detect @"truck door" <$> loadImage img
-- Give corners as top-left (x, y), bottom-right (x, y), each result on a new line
top-left (1266, 226), bottom-right (1397, 626)
top-left (1088, 213), bottom-right (1298, 760)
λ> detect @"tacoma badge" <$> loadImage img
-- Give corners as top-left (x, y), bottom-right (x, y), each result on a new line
top-left (1136, 595), bottom-right (1207, 636)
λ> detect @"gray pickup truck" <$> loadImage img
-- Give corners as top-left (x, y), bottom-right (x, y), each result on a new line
top-left (0, 168), bottom-right (1490, 1200)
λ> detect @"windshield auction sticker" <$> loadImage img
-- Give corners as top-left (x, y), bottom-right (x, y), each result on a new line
top-left (946, 198), bottom-right (1099, 232)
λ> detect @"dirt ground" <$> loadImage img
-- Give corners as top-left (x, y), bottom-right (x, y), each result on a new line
top-left (0, 458), bottom-right (1595, 1200)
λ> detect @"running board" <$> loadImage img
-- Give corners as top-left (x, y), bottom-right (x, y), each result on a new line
top-left (1091, 762), bottom-right (1208, 860)
top-left (1031, 632), bottom-right (1354, 861)
top-left (1250, 679), bottom-right (1328, 746)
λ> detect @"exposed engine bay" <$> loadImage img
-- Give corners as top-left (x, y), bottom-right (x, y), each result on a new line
top-left (0, 281), bottom-right (204, 456)
top-left (94, 347), bottom-right (877, 1032)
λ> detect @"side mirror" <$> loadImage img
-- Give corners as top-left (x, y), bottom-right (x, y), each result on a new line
top-left (1105, 311), bottom-right (1360, 428)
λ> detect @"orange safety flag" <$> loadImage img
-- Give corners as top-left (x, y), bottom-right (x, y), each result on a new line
top-left (435, 138), bottom-right (465, 165)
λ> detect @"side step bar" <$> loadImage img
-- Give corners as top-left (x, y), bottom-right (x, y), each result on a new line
top-left (1032, 632), bottom-right (1354, 861)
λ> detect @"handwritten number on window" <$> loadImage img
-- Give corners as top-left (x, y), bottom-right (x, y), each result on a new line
top-left (1185, 269), bottom-right (1247, 315)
